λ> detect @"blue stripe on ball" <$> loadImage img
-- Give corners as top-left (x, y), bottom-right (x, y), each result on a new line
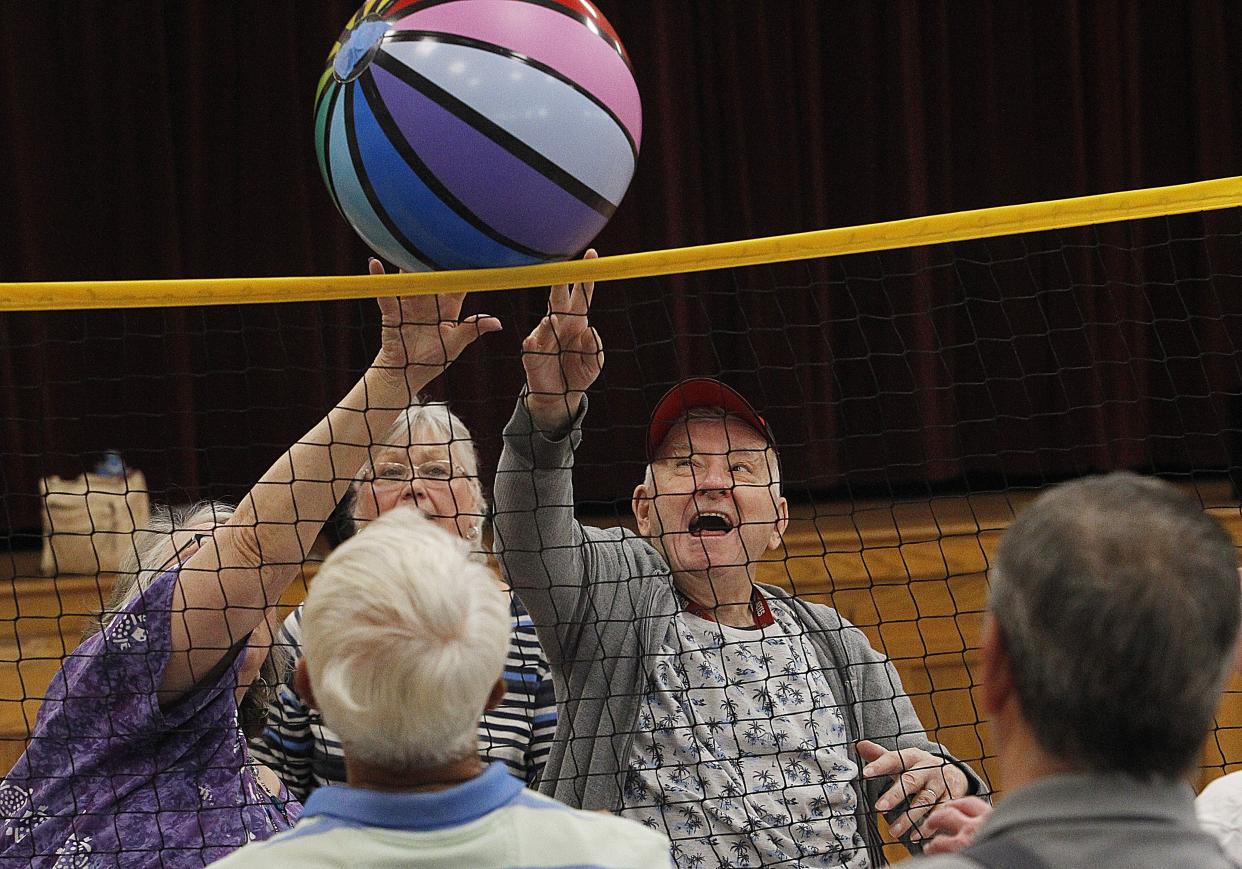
top-left (329, 83), bottom-right (433, 272)
top-left (382, 39), bottom-right (635, 207)
top-left (350, 72), bottom-right (544, 269)
top-left (370, 62), bottom-right (609, 257)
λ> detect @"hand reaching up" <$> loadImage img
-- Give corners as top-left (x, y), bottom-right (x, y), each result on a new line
top-left (371, 257), bottom-right (503, 391)
top-left (521, 249), bottom-right (603, 433)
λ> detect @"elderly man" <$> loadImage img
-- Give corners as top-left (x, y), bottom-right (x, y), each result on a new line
top-left (914, 473), bottom-right (1240, 867)
top-left (492, 258), bottom-right (986, 868)
top-left (212, 508), bottom-right (672, 869)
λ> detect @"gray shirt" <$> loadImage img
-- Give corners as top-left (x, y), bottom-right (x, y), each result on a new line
top-left (493, 396), bottom-right (987, 866)
top-left (913, 772), bottom-right (1234, 868)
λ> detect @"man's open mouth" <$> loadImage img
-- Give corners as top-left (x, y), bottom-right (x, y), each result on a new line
top-left (689, 512), bottom-right (734, 536)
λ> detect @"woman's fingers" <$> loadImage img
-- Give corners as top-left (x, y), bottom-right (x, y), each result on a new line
top-left (441, 314), bottom-right (503, 360)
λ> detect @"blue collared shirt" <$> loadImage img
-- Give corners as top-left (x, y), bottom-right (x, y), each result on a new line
top-left (301, 762), bottom-right (522, 832)
top-left (209, 762), bottom-right (673, 868)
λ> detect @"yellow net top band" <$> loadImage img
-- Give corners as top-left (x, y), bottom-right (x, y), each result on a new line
top-left (4, 176), bottom-right (1241, 312)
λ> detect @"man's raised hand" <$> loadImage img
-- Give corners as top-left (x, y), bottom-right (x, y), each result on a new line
top-left (521, 249), bottom-right (603, 433)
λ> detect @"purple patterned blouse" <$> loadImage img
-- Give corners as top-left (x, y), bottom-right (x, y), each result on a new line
top-left (0, 568), bottom-right (300, 867)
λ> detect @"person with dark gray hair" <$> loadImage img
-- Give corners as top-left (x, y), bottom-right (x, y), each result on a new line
top-left (913, 471), bottom-right (1241, 867)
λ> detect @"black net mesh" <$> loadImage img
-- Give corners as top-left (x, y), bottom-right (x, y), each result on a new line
top-left (1, 206), bottom-right (1241, 863)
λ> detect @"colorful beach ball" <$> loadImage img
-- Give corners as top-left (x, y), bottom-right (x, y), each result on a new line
top-left (315, 0), bottom-right (641, 271)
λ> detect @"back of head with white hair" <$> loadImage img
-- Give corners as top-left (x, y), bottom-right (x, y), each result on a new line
top-left (301, 506), bottom-right (510, 770)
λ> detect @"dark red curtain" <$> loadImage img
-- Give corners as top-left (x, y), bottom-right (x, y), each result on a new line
top-left (3, 1), bottom-right (1242, 535)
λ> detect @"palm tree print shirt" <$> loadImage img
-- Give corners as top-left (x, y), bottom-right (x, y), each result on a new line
top-left (621, 596), bottom-right (870, 868)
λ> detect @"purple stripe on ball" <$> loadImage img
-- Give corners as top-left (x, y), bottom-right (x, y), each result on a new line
top-left (382, 39), bottom-right (635, 207)
top-left (352, 74), bottom-right (544, 269)
top-left (372, 64), bottom-right (610, 257)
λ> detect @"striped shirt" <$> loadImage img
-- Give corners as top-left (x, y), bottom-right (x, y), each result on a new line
top-left (250, 595), bottom-right (556, 800)
top-left (209, 762), bottom-right (673, 869)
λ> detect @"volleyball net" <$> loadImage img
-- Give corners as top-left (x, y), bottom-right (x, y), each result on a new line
top-left (2, 176), bottom-right (1242, 859)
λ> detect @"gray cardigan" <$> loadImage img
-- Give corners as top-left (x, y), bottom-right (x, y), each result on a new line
top-left (912, 773), bottom-right (1231, 868)
top-left (493, 397), bottom-right (987, 865)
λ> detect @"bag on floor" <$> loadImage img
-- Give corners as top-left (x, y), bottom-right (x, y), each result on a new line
top-left (39, 470), bottom-right (150, 576)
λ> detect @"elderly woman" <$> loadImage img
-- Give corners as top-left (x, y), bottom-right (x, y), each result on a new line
top-left (0, 278), bottom-right (499, 867)
top-left (250, 402), bottom-right (556, 798)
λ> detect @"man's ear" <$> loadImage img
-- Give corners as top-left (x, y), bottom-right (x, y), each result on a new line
top-left (294, 657), bottom-right (317, 709)
top-left (766, 496), bottom-right (790, 551)
top-left (980, 614), bottom-right (1012, 717)
top-left (632, 483), bottom-right (653, 536)
top-left (485, 677), bottom-right (507, 712)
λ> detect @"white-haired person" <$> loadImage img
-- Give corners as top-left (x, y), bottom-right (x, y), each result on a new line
top-left (0, 264), bottom-right (500, 867)
top-left (249, 402), bottom-right (556, 799)
top-left (210, 507), bottom-right (673, 869)
top-left (490, 251), bottom-right (987, 868)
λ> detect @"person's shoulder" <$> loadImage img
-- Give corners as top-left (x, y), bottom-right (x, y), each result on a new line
top-left (506, 603), bottom-right (549, 658)
top-left (1198, 772), bottom-right (1242, 862)
top-left (763, 588), bottom-right (892, 663)
top-left (277, 603), bottom-right (305, 647)
top-left (207, 836), bottom-right (290, 868)
top-left (580, 808), bottom-right (668, 846)
top-left (509, 592), bottom-right (531, 620)
top-left (597, 525), bottom-right (665, 559)
top-left (1199, 770), bottom-right (1242, 816)
top-left (581, 523), bottom-right (634, 544)
top-left (208, 816), bottom-right (346, 867)
top-left (508, 790), bottom-right (671, 853)
top-left (760, 584), bottom-right (846, 627)
top-left (94, 569), bottom-right (183, 659)
top-left (581, 524), bottom-right (667, 569)
top-left (117, 567), bottom-right (182, 617)
top-left (282, 602), bottom-right (304, 631)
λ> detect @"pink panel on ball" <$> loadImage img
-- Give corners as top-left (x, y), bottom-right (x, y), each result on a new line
top-left (394, 0), bottom-right (641, 148)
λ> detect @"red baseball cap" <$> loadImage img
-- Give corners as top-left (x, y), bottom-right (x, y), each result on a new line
top-left (646, 378), bottom-right (776, 459)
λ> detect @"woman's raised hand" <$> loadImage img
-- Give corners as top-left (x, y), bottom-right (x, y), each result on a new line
top-left (372, 258), bottom-right (503, 387)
